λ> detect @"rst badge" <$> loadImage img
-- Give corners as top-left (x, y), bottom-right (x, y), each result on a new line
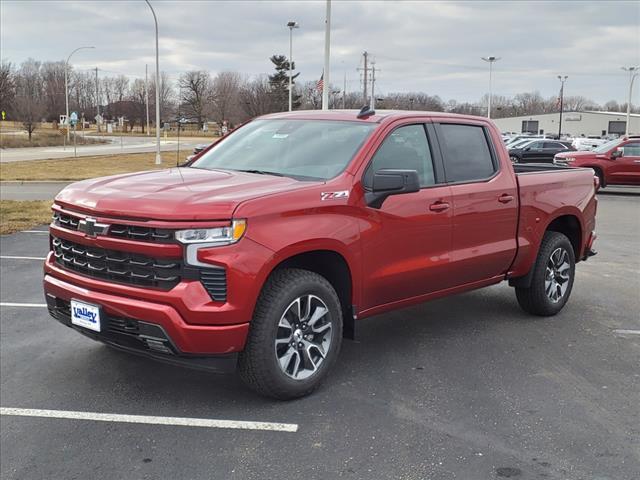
top-left (321, 191), bottom-right (349, 201)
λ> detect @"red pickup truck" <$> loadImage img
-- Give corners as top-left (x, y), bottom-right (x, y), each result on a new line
top-left (44, 109), bottom-right (597, 399)
top-left (554, 135), bottom-right (640, 187)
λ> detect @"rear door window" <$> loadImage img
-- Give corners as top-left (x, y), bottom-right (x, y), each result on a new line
top-left (437, 124), bottom-right (497, 183)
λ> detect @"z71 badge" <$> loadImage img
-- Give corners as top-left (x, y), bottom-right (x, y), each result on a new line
top-left (321, 191), bottom-right (350, 201)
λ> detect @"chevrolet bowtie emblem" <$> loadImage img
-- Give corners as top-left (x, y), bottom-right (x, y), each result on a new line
top-left (78, 217), bottom-right (110, 238)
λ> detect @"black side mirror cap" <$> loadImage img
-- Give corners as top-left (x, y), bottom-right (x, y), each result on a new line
top-left (365, 169), bottom-right (420, 209)
top-left (611, 148), bottom-right (623, 159)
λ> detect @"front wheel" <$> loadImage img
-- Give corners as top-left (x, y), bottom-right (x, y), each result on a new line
top-left (515, 231), bottom-right (576, 316)
top-left (510, 155), bottom-right (520, 163)
top-left (238, 268), bottom-right (343, 399)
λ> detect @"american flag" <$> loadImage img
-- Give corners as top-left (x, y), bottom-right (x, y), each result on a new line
top-left (316, 72), bottom-right (324, 93)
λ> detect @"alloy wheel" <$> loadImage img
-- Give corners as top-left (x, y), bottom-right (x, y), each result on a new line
top-left (545, 247), bottom-right (571, 303)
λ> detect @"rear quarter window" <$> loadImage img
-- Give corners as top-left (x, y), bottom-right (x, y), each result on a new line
top-left (438, 124), bottom-right (496, 183)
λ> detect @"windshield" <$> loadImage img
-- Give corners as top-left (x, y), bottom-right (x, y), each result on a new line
top-left (191, 119), bottom-right (376, 180)
top-left (592, 138), bottom-right (623, 153)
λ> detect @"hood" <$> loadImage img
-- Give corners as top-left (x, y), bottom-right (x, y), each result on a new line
top-left (55, 167), bottom-right (315, 221)
top-left (554, 150), bottom-right (602, 159)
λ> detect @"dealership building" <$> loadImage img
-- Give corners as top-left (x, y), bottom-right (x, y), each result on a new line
top-left (492, 111), bottom-right (640, 137)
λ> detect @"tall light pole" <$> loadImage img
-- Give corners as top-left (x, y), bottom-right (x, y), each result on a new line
top-left (322, 0), bottom-right (331, 110)
top-left (287, 21), bottom-right (299, 112)
top-left (65, 46), bottom-right (94, 140)
top-left (557, 75), bottom-right (568, 139)
top-left (145, 0), bottom-right (162, 165)
top-left (622, 66), bottom-right (639, 135)
top-left (481, 56), bottom-right (500, 119)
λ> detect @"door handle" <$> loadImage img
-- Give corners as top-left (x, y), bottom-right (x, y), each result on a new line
top-left (498, 194), bottom-right (514, 204)
top-left (429, 201), bottom-right (450, 212)
top-left (634, 160), bottom-right (640, 163)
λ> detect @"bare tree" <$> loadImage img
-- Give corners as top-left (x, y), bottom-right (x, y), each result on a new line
top-left (239, 76), bottom-right (275, 118)
top-left (128, 78), bottom-right (147, 131)
top-left (0, 61), bottom-right (16, 118)
top-left (150, 71), bottom-right (176, 124)
top-left (114, 75), bottom-right (129, 102)
top-left (211, 71), bottom-right (243, 125)
top-left (179, 70), bottom-right (212, 124)
top-left (41, 61), bottom-right (66, 122)
top-left (14, 59), bottom-right (45, 140)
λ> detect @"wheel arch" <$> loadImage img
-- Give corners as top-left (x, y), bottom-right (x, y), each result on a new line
top-left (260, 247), bottom-right (357, 339)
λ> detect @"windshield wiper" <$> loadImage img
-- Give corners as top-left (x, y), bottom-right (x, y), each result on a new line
top-left (233, 169), bottom-right (287, 177)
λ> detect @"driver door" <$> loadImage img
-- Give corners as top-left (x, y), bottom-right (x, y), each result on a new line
top-left (610, 141), bottom-right (640, 185)
top-left (359, 123), bottom-right (454, 311)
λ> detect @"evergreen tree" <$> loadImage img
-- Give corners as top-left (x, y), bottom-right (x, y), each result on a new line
top-left (268, 55), bottom-right (301, 111)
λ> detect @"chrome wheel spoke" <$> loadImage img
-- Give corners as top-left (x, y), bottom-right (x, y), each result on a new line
top-left (546, 247), bottom-right (572, 303)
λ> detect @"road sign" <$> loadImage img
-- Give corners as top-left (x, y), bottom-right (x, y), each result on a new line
top-left (70, 111), bottom-right (78, 126)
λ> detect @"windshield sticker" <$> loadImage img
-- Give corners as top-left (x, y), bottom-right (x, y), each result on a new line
top-left (321, 191), bottom-right (349, 201)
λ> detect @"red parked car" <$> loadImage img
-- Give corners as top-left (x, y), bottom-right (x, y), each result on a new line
top-left (554, 136), bottom-right (640, 187)
top-left (44, 109), bottom-right (598, 399)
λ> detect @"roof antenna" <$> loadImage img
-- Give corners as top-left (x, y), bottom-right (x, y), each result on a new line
top-left (357, 105), bottom-right (375, 119)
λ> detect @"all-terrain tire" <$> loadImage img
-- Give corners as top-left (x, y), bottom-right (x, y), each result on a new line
top-left (238, 268), bottom-right (343, 400)
top-left (515, 231), bottom-right (576, 316)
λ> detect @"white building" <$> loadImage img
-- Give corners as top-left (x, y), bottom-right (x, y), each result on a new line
top-left (492, 111), bottom-right (640, 137)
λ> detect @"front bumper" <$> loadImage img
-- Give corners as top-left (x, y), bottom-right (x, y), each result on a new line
top-left (44, 272), bottom-right (250, 356)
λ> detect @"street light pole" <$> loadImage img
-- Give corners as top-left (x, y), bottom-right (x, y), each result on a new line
top-left (622, 66), bottom-right (639, 135)
top-left (145, 0), bottom-right (162, 165)
top-left (481, 56), bottom-right (500, 119)
top-left (557, 75), bottom-right (568, 139)
top-left (322, 0), bottom-right (331, 111)
top-left (65, 46), bottom-right (95, 140)
top-left (287, 21), bottom-right (299, 112)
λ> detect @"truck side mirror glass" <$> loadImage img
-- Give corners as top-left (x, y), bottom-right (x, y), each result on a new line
top-left (365, 169), bottom-right (420, 209)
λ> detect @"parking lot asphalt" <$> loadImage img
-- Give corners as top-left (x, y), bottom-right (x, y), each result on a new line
top-left (1, 193), bottom-right (638, 480)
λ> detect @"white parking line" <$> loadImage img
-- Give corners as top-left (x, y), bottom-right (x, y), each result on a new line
top-left (0, 256), bottom-right (46, 260)
top-left (612, 329), bottom-right (640, 336)
top-left (18, 230), bottom-right (49, 234)
top-left (0, 407), bottom-right (298, 433)
top-left (0, 303), bottom-right (47, 308)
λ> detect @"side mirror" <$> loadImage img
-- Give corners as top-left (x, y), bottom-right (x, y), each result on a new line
top-left (365, 169), bottom-right (420, 209)
top-left (611, 147), bottom-right (623, 159)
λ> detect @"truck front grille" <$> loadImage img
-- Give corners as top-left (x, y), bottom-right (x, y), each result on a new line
top-left (52, 236), bottom-right (182, 290)
top-left (53, 212), bottom-right (174, 243)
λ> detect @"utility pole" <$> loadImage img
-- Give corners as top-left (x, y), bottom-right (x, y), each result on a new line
top-left (321, 0), bottom-right (331, 110)
top-left (343, 70), bottom-right (346, 109)
top-left (481, 56), bottom-right (500, 119)
top-left (622, 66), bottom-right (639, 135)
top-left (557, 75), bottom-right (568, 139)
top-left (95, 67), bottom-right (100, 133)
top-left (370, 62), bottom-right (376, 109)
top-left (145, 64), bottom-right (150, 136)
top-left (65, 46), bottom-right (94, 140)
top-left (362, 51), bottom-right (368, 106)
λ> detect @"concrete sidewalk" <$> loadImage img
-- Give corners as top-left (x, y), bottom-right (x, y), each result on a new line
top-left (1, 181), bottom-right (71, 201)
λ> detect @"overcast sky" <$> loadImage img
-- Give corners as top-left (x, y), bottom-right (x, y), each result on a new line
top-left (2, 0), bottom-right (639, 105)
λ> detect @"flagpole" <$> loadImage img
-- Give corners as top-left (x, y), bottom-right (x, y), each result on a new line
top-left (322, 0), bottom-right (331, 110)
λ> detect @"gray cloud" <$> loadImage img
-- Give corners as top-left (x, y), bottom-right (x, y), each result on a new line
top-left (2, 0), bottom-right (639, 104)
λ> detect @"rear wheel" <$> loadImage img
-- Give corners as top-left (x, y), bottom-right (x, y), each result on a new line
top-left (515, 231), bottom-right (575, 316)
top-left (238, 268), bottom-right (343, 399)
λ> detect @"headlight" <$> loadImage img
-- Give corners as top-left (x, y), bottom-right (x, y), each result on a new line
top-left (564, 157), bottom-right (576, 163)
top-left (175, 219), bottom-right (246, 246)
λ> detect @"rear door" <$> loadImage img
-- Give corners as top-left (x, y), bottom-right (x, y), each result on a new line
top-left (359, 123), bottom-right (454, 309)
top-left (541, 142), bottom-right (567, 162)
top-left (609, 141), bottom-right (640, 185)
top-left (434, 121), bottom-right (519, 286)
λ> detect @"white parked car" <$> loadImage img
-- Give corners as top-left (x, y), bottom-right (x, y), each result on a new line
top-left (572, 137), bottom-right (607, 151)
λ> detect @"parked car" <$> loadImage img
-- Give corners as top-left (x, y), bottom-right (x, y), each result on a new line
top-left (509, 139), bottom-right (575, 163)
top-left (572, 137), bottom-right (607, 151)
top-left (555, 136), bottom-right (640, 187)
top-left (45, 110), bottom-right (598, 399)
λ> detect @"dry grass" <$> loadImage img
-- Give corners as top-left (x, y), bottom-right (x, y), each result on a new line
top-left (0, 130), bottom-right (107, 149)
top-left (0, 152), bottom-right (164, 181)
top-left (0, 200), bottom-right (52, 235)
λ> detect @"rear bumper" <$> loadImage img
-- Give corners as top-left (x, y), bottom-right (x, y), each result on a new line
top-left (43, 272), bottom-right (250, 356)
